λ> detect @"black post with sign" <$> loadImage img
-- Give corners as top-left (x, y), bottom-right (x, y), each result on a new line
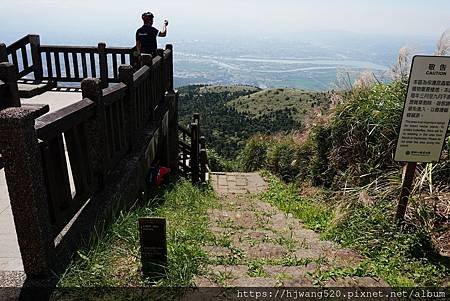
top-left (138, 217), bottom-right (167, 280)
top-left (394, 55), bottom-right (450, 221)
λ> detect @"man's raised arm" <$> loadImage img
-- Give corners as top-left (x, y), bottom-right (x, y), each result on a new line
top-left (158, 20), bottom-right (168, 37)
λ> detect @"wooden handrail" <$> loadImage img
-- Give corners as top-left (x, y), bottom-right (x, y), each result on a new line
top-left (35, 98), bottom-right (95, 139)
top-left (133, 65), bottom-right (150, 84)
top-left (40, 45), bottom-right (98, 53)
top-left (5, 35), bottom-right (30, 54)
top-left (178, 124), bottom-right (191, 136)
top-left (179, 140), bottom-right (191, 151)
top-left (102, 83), bottom-right (127, 106)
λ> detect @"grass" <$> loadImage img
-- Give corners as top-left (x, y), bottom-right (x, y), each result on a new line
top-left (58, 179), bottom-right (217, 290)
top-left (198, 84), bottom-right (261, 94)
top-left (227, 88), bottom-right (331, 123)
top-left (259, 171), bottom-right (450, 287)
top-left (259, 171), bottom-right (334, 232)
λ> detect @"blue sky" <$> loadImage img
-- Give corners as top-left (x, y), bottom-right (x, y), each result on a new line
top-left (0, 0), bottom-right (449, 45)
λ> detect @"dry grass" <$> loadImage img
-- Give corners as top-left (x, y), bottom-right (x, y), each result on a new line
top-left (435, 28), bottom-right (450, 56)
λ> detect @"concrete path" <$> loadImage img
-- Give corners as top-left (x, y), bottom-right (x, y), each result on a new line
top-left (194, 172), bottom-right (388, 287)
top-left (22, 90), bottom-right (82, 113)
top-left (0, 169), bottom-right (22, 273)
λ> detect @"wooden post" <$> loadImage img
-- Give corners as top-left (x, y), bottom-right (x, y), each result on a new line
top-left (166, 91), bottom-right (178, 171)
top-left (0, 43), bottom-right (7, 63)
top-left (165, 44), bottom-right (174, 92)
top-left (200, 149), bottom-right (207, 183)
top-left (0, 104), bottom-right (56, 277)
top-left (82, 78), bottom-right (106, 188)
top-left (395, 162), bottom-right (417, 221)
top-left (156, 49), bottom-right (165, 100)
top-left (199, 136), bottom-right (207, 182)
top-left (193, 112), bottom-right (200, 137)
top-left (200, 136), bottom-right (206, 151)
top-left (29, 34), bottom-right (43, 81)
top-left (193, 112), bottom-right (200, 124)
top-left (0, 62), bottom-right (21, 109)
top-left (141, 53), bottom-right (152, 68)
top-left (98, 42), bottom-right (108, 88)
top-left (119, 64), bottom-right (137, 149)
top-left (190, 122), bottom-right (199, 184)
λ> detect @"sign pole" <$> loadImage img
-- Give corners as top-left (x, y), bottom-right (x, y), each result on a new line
top-left (395, 162), bottom-right (417, 221)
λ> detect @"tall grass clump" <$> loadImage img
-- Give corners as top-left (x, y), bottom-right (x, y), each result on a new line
top-left (324, 194), bottom-right (448, 286)
top-left (239, 136), bottom-right (270, 172)
top-left (240, 81), bottom-right (408, 188)
top-left (325, 81), bottom-right (407, 187)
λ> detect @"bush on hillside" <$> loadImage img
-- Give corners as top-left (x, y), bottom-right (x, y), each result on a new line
top-left (240, 81), bottom-right (408, 187)
top-left (239, 137), bottom-right (270, 172)
top-left (207, 149), bottom-right (239, 172)
top-left (325, 82), bottom-right (406, 187)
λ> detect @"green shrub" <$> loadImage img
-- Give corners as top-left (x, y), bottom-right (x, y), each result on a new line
top-left (239, 137), bottom-right (270, 172)
top-left (266, 138), bottom-right (300, 182)
top-left (207, 149), bottom-right (239, 172)
top-left (326, 82), bottom-right (406, 187)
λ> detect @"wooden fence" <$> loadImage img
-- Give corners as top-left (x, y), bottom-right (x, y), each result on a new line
top-left (178, 113), bottom-right (208, 183)
top-left (1, 34), bottom-right (138, 88)
top-left (0, 43), bottom-right (180, 278)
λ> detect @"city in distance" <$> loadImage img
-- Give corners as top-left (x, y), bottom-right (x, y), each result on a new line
top-left (171, 32), bottom-right (436, 90)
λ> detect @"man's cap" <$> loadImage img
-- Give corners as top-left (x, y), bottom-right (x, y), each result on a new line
top-left (142, 12), bottom-right (154, 18)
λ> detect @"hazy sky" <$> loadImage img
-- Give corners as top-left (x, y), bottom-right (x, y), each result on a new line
top-left (0, 0), bottom-right (449, 44)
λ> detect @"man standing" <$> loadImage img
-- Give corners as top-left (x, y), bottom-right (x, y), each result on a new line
top-left (136, 12), bottom-right (168, 57)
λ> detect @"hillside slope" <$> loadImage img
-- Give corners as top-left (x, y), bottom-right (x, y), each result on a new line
top-left (227, 88), bottom-right (331, 123)
top-left (178, 85), bottom-right (331, 159)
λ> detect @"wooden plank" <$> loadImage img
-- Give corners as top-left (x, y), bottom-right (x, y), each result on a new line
top-left (40, 135), bottom-right (72, 231)
top-left (45, 51), bottom-right (53, 78)
top-left (20, 46), bottom-right (29, 70)
top-left (119, 94), bottom-right (127, 147)
top-left (55, 52), bottom-right (62, 79)
top-left (139, 85), bottom-right (144, 126)
top-left (135, 85), bottom-right (141, 129)
top-left (90, 52), bottom-right (96, 77)
top-left (112, 102), bottom-right (121, 151)
top-left (64, 124), bottom-right (91, 205)
top-left (105, 47), bottom-right (134, 54)
top-left (72, 52), bottom-right (79, 79)
top-left (35, 99), bottom-right (95, 140)
top-left (178, 125), bottom-right (191, 136)
top-left (63, 52), bottom-right (71, 78)
top-left (81, 53), bottom-right (87, 78)
top-left (40, 45), bottom-right (97, 53)
top-left (11, 51), bottom-right (19, 73)
top-left (112, 53), bottom-right (118, 80)
top-left (132, 65), bottom-right (150, 84)
top-left (179, 140), bottom-right (191, 151)
top-left (6, 36), bottom-right (29, 55)
top-left (106, 105), bottom-right (116, 157)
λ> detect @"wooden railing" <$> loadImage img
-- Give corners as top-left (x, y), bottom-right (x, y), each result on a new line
top-left (2, 35), bottom-right (41, 79)
top-left (178, 113), bottom-right (208, 183)
top-left (35, 99), bottom-right (96, 236)
top-left (2, 34), bottom-right (139, 87)
top-left (0, 42), bottom-right (177, 277)
top-left (40, 44), bottom-right (136, 86)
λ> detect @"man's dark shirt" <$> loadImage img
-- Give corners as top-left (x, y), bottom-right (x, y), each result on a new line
top-left (136, 25), bottom-right (159, 55)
